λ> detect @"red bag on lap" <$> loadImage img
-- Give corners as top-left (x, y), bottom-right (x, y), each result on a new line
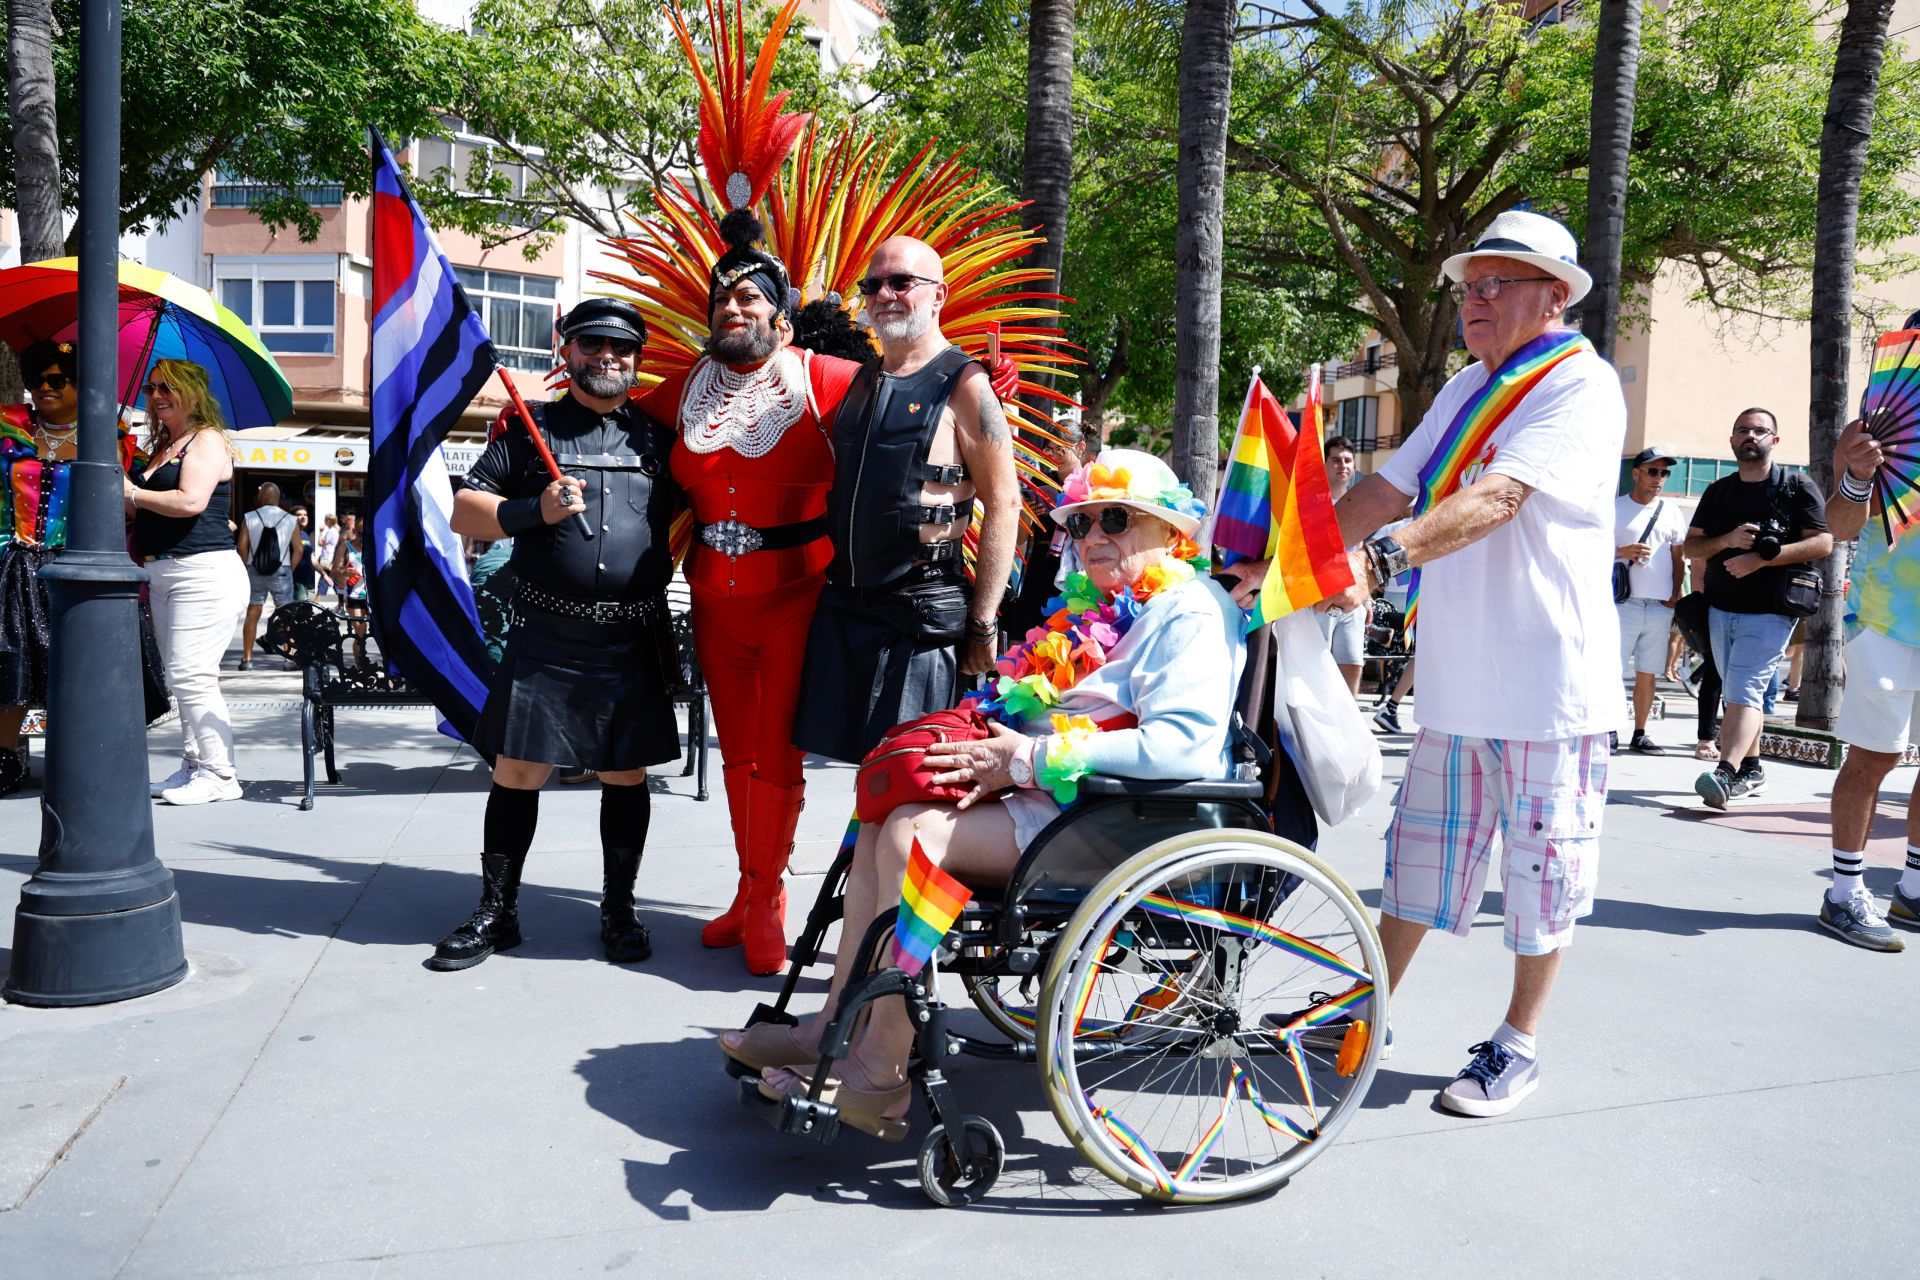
top-left (855, 707), bottom-right (993, 822)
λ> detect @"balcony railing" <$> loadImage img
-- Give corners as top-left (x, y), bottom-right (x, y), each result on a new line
top-left (211, 182), bottom-right (345, 209)
top-left (1328, 351), bottom-right (1397, 381)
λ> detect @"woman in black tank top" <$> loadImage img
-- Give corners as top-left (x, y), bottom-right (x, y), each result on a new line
top-left (124, 359), bottom-right (249, 805)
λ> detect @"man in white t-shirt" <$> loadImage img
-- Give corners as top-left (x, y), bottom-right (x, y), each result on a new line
top-left (1228, 210), bottom-right (1625, 1119)
top-left (1613, 446), bottom-right (1687, 753)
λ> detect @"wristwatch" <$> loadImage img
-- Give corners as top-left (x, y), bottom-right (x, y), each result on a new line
top-left (1365, 535), bottom-right (1410, 586)
top-left (1007, 738), bottom-right (1035, 788)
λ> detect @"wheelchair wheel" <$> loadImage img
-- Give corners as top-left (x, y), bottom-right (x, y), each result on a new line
top-left (917, 1116), bottom-right (1005, 1207)
top-left (1036, 830), bottom-right (1387, 1204)
top-left (963, 973), bottom-right (1039, 1044)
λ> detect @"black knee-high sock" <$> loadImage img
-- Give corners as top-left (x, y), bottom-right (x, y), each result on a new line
top-left (484, 784), bottom-right (540, 861)
top-left (601, 780), bottom-right (651, 854)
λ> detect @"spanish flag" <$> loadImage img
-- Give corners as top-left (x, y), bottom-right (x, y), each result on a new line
top-left (1211, 367), bottom-right (1353, 632)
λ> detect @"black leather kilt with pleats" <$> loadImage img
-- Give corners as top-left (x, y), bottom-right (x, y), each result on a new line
top-left (472, 600), bottom-right (681, 773)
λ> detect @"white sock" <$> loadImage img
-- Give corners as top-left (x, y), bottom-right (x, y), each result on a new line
top-left (1900, 844), bottom-right (1920, 898)
top-left (1830, 848), bottom-right (1866, 903)
top-left (1490, 1020), bottom-right (1535, 1060)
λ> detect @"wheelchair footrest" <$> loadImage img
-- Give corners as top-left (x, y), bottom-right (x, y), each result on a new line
top-left (739, 1075), bottom-right (841, 1144)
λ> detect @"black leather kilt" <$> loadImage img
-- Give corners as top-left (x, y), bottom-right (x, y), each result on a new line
top-left (473, 599), bottom-right (681, 772)
top-left (793, 565), bottom-right (968, 764)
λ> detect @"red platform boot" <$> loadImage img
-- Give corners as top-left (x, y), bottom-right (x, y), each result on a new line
top-left (701, 763), bottom-right (755, 948)
top-left (742, 778), bottom-right (803, 975)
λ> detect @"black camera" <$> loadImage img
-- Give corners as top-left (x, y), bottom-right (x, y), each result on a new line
top-left (1752, 516), bottom-right (1791, 561)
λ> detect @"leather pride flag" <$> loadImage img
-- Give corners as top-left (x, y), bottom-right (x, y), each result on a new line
top-left (366, 126), bottom-right (500, 742)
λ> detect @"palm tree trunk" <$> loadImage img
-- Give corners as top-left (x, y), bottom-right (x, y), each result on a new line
top-left (1021, 0), bottom-right (1074, 392)
top-left (4, 0), bottom-right (63, 402)
top-left (1172, 0), bottom-right (1234, 508)
top-left (1580, 0), bottom-right (1641, 363)
top-left (1801, 0), bottom-right (1898, 731)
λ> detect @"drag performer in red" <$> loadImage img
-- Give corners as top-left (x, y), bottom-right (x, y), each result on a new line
top-left (638, 213), bottom-right (863, 976)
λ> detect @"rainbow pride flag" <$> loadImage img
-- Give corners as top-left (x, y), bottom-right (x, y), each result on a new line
top-left (889, 837), bottom-right (972, 977)
top-left (1212, 367), bottom-right (1353, 632)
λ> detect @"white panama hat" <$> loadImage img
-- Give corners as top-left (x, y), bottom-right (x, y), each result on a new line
top-left (1441, 210), bottom-right (1592, 306)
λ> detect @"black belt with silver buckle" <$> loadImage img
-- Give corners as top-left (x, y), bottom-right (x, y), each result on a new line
top-left (515, 581), bottom-right (663, 626)
top-left (695, 514), bottom-right (829, 557)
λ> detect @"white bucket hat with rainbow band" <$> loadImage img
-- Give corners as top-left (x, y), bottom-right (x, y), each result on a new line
top-left (1050, 448), bottom-right (1207, 538)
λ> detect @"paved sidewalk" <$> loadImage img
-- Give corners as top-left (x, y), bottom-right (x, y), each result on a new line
top-left (1, 678), bottom-right (1916, 1277)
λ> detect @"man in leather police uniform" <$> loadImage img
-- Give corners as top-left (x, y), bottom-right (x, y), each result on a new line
top-left (430, 298), bottom-right (682, 970)
top-left (794, 235), bottom-right (1021, 763)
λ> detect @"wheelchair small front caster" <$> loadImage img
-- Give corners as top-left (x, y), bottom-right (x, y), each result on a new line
top-left (916, 1115), bottom-right (1004, 1207)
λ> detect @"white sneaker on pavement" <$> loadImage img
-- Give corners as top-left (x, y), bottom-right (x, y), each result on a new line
top-left (150, 761), bottom-right (197, 798)
top-left (160, 769), bottom-right (243, 806)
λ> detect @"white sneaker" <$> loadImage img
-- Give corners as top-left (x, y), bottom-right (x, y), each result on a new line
top-left (160, 769), bottom-right (243, 805)
top-left (150, 761), bottom-right (197, 798)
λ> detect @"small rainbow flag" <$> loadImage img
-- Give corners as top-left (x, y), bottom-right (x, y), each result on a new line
top-left (1212, 367), bottom-right (1353, 632)
top-left (889, 837), bottom-right (972, 978)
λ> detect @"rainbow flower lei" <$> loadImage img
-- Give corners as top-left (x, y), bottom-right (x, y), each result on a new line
top-left (964, 538), bottom-right (1208, 803)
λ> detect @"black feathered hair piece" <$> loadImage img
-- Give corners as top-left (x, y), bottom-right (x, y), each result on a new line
top-left (791, 296), bottom-right (876, 363)
top-left (709, 209), bottom-right (798, 321)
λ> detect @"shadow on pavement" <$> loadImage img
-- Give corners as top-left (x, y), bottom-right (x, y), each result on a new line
top-left (1584, 895), bottom-right (1817, 937)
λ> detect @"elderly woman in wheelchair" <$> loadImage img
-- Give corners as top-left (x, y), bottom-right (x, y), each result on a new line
top-left (719, 451), bottom-right (1388, 1205)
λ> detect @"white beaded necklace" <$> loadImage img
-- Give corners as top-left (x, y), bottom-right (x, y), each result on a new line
top-left (679, 349), bottom-right (808, 458)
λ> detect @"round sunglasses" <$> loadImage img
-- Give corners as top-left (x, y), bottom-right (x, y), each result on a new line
top-left (856, 272), bottom-right (940, 297)
top-left (1064, 506), bottom-right (1139, 540)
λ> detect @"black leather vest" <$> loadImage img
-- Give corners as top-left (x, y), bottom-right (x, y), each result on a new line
top-left (826, 345), bottom-right (975, 588)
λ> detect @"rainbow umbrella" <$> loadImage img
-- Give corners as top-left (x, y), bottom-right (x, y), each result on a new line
top-left (0, 258), bottom-right (293, 429)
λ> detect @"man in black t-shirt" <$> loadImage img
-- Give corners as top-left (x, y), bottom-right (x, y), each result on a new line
top-left (1681, 407), bottom-right (1832, 808)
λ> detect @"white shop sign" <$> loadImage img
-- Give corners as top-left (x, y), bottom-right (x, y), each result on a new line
top-left (234, 440), bottom-right (486, 475)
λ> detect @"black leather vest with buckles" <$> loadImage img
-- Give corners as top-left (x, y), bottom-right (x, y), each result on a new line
top-left (826, 344), bottom-right (976, 589)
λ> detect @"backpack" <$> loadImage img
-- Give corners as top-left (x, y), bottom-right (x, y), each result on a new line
top-left (249, 511), bottom-right (286, 576)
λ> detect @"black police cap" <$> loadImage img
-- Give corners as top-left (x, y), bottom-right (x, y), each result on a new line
top-left (560, 298), bottom-right (646, 346)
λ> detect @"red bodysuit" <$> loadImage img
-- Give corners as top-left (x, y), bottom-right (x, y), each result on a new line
top-left (642, 347), bottom-right (860, 971)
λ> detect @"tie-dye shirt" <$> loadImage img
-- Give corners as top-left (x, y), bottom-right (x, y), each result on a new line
top-left (1847, 520), bottom-right (1920, 649)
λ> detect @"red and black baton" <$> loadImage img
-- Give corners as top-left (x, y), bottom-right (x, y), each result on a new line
top-left (496, 367), bottom-right (593, 541)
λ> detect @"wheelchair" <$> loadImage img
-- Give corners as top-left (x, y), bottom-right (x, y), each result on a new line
top-left (728, 686), bottom-right (1389, 1208)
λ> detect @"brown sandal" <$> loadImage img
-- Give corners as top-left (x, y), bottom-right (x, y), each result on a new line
top-left (718, 1023), bottom-right (820, 1074)
top-left (757, 1069), bottom-right (911, 1142)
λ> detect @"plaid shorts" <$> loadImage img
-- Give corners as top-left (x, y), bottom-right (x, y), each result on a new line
top-left (1382, 730), bottom-right (1609, 955)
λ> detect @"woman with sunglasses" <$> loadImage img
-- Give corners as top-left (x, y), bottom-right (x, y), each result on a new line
top-left (722, 450), bottom-right (1245, 1137)
top-left (0, 340), bottom-right (164, 797)
top-left (125, 359), bottom-right (249, 805)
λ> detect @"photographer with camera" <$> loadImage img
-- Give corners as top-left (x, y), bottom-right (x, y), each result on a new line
top-left (1682, 408), bottom-right (1831, 809)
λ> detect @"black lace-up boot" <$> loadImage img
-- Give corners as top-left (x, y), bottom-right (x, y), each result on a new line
top-left (600, 845), bottom-right (652, 962)
top-left (428, 852), bottom-right (525, 971)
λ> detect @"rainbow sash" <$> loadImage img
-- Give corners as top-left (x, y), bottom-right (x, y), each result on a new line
top-left (1403, 329), bottom-right (1592, 638)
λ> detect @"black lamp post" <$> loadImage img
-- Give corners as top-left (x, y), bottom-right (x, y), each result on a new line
top-left (3, 0), bottom-right (187, 1006)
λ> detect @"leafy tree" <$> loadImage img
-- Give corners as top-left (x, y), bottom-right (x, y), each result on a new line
top-left (416, 0), bottom-right (859, 251)
top-left (0, 0), bottom-right (462, 241)
top-left (1229, 0), bottom-right (1920, 433)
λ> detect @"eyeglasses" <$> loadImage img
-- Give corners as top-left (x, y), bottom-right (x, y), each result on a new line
top-left (141, 380), bottom-right (173, 397)
top-left (1642, 467), bottom-right (1671, 476)
top-left (1731, 424), bottom-right (1774, 438)
top-left (1449, 275), bottom-right (1558, 304)
top-left (856, 273), bottom-right (940, 297)
top-left (572, 335), bottom-right (639, 358)
top-left (1064, 506), bottom-right (1137, 540)
top-left (29, 373), bottom-right (70, 391)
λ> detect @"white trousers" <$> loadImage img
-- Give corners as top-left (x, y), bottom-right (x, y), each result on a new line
top-left (147, 551), bottom-right (248, 775)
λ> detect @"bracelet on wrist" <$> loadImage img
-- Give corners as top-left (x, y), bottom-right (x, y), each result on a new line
top-left (1838, 470), bottom-right (1873, 503)
top-left (965, 617), bottom-right (997, 637)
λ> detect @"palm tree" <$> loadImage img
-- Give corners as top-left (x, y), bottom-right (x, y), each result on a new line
top-left (1800, 0), bottom-right (1899, 730)
top-left (5, 0), bottom-right (61, 264)
top-left (1022, 0), bottom-right (1074, 323)
top-left (1581, 0), bottom-right (1641, 363)
top-left (1172, 0), bottom-right (1234, 507)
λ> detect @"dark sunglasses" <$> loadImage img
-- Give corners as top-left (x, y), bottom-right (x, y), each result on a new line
top-left (573, 335), bottom-right (639, 357)
top-left (141, 380), bottom-right (173, 397)
top-left (856, 272), bottom-right (940, 297)
top-left (1064, 506), bottom-right (1137, 540)
top-left (1643, 466), bottom-right (1671, 476)
top-left (30, 373), bottom-right (70, 391)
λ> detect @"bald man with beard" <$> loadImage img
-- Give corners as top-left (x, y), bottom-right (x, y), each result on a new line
top-left (793, 235), bottom-right (1021, 764)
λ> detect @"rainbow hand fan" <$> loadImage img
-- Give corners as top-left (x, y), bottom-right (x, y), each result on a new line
top-left (1858, 328), bottom-right (1920, 545)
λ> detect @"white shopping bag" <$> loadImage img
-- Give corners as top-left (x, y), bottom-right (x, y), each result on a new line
top-left (1269, 609), bottom-right (1383, 826)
